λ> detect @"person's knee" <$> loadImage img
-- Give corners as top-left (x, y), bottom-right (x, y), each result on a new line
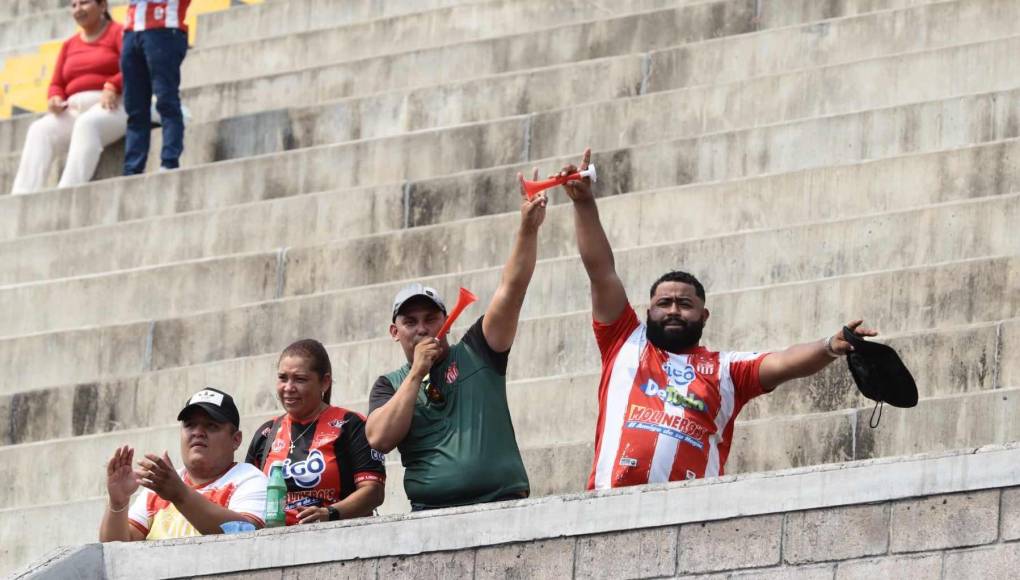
top-left (26, 115), bottom-right (62, 146)
top-left (70, 115), bottom-right (105, 148)
top-left (154, 95), bottom-right (182, 119)
top-left (28, 114), bottom-right (57, 135)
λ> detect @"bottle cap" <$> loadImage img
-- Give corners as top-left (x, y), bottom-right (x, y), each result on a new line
top-left (270, 460), bottom-right (285, 469)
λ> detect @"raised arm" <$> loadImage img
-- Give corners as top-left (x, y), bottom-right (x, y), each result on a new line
top-left (481, 173), bottom-right (548, 352)
top-left (759, 319), bottom-right (877, 392)
top-left (562, 148), bottom-right (628, 324)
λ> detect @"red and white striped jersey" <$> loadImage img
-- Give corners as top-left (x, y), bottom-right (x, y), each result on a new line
top-left (587, 305), bottom-right (769, 490)
top-left (125, 0), bottom-right (192, 32)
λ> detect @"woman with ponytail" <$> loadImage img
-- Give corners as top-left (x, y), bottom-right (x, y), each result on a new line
top-left (246, 339), bottom-right (386, 524)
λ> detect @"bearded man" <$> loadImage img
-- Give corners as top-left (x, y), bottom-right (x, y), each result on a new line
top-left (560, 148), bottom-right (875, 490)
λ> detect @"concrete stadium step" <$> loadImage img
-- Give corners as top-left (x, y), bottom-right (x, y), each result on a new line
top-left (0, 200), bottom-right (1013, 444)
top-left (0, 7), bottom-right (76, 52)
top-left (514, 388), bottom-right (1020, 498)
top-left (183, 0), bottom-right (942, 123)
top-left (2, 309), bottom-right (1009, 450)
top-left (179, 13), bottom-right (1020, 169)
top-left (0, 0), bottom-right (993, 235)
top-left (11, 28), bottom-right (1020, 203)
top-left (194, 0), bottom-right (938, 50)
top-left (193, 0), bottom-right (528, 49)
top-left (2, 178), bottom-right (1017, 338)
top-left (0, 0), bottom-right (987, 156)
top-left (0, 1), bottom-right (126, 51)
top-left (3, 127), bottom-right (1016, 281)
top-left (179, 0), bottom-right (761, 119)
top-left (7, 1), bottom-right (1020, 193)
top-left (2, 249), bottom-right (1016, 396)
top-left (0, 0), bottom-right (984, 162)
top-left (0, 0), bottom-right (66, 22)
top-left (2, 379), bottom-right (1016, 510)
top-left (181, 0), bottom-right (704, 88)
top-left (5, 80), bottom-right (1020, 288)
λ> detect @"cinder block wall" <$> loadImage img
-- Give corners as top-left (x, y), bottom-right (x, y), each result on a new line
top-left (193, 489), bottom-right (1019, 580)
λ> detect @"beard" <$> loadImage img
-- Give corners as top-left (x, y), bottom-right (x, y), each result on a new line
top-left (646, 315), bottom-right (704, 353)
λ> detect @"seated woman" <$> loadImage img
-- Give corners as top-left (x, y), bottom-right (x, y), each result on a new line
top-left (246, 339), bottom-right (386, 524)
top-left (10, 0), bottom-right (126, 195)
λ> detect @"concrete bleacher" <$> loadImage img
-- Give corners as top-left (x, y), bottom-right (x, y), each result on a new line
top-left (2, 0), bottom-right (1019, 576)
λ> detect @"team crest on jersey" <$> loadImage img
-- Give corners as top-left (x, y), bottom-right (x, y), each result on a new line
top-left (328, 418), bottom-right (348, 430)
top-left (662, 362), bottom-right (697, 387)
top-left (695, 360), bottom-right (716, 375)
top-left (285, 449), bottom-right (327, 488)
top-left (270, 438), bottom-right (285, 452)
top-left (311, 434), bottom-right (336, 448)
top-left (446, 361), bottom-right (459, 384)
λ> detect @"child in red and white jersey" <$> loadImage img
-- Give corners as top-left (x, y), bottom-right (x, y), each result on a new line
top-left (120, 0), bottom-right (191, 175)
top-left (124, 0), bottom-right (192, 32)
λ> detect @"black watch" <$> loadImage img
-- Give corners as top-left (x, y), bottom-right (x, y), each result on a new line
top-left (326, 506), bottom-right (341, 521)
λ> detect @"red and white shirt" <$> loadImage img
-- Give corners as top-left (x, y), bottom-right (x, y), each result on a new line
top-left (588, 305), bottom-right (770, 490)
top-left (125, 0), bottom-right (191, 32)
top-left (128, 462), bottom-right (267, 539)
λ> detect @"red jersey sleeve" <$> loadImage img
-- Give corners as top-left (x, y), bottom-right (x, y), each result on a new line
top-left (48, 39), bottom-right (70, 100)
top-left (593, 304), bottom-right (641, 361)
top-left (727, 352), bottom-right (771, 408)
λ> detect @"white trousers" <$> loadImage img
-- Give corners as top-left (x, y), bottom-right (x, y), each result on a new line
top-left (10, 90), bottom-right (128, 195)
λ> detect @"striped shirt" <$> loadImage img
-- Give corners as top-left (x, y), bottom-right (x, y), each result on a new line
top-left (587, 305), bottom-right (769, 490)
top-left (125, 0), bottom-right (191, 32)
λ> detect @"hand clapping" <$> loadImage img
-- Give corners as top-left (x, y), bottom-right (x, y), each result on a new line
top-left (136, 451), bottom-right (188, 504)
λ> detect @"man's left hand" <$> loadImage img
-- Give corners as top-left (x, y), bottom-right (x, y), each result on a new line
top-left (136, 451), bottom-right (188, 504)
top-left (828, 319), bottom-right (878, 355)
top-left (516, 168), bottom-right (547, 232)
top-left (296, 506), bottom-right (329, 524)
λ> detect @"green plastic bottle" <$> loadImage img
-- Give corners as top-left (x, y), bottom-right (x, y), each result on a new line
top-left (265, 461), bottom-right (287, 528)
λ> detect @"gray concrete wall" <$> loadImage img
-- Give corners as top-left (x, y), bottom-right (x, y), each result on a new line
top-left (13, 444), bottom-right (1020, 580)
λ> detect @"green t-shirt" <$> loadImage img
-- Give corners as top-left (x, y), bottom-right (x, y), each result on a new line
top-left (369, 316), bottom-right (530, 508)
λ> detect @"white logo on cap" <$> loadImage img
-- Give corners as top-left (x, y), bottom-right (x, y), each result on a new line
top-left (189, 389), bottom-right (224, 407)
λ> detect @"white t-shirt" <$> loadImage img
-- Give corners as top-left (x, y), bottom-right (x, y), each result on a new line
top-left (128, 462), bottom-right (267, 539)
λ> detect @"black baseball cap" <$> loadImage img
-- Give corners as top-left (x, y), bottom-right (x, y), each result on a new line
top-left (177, 387), bottom-right (241, 428)
top-left (843, 327), bottom-right (918, 409)
top-left (392, 283), bottom-right (447, 322)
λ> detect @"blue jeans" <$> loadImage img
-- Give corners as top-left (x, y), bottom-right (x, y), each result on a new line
top-left (120, 28), bottom-right (188, 174)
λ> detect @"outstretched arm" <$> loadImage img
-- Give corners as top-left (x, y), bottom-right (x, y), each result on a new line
top-left (759, 319), bottom-right (877, 392)
top-left (481, 171), bottom-right (548, 352)
top-left (563, 148), bottom-right (628, 324)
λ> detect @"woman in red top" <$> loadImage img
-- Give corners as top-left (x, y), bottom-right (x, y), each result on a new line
top-left (10, 0), bottom-right (127, 194)
top-left (246, 339), bottom-right (386, 525)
